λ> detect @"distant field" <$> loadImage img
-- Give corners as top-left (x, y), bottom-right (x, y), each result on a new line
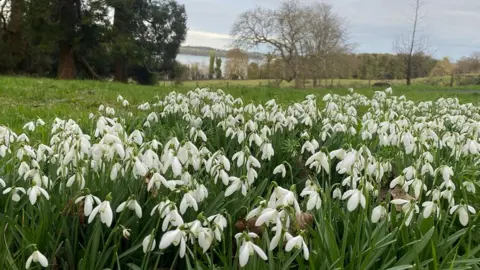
top-left (1, 76), bottom-right (480, 131)
top-left (163, 75), bottom-right (476, 89)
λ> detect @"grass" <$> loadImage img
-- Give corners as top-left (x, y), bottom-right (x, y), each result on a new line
top-left (1, 75), bottom-right (480, 131)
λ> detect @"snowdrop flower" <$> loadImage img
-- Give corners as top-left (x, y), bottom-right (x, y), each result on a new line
top-left (391, 199), bottom-right (419, 226)
top-left (273, 164), bottom-right (286, 178)
top-left (462, 181), bottom-right (476, 193)
top-left (66, 174), bottom-right (86, 190)
top-left (300, 189), bottom-right (322, 210)
top-left (450, 203), bottom-right (476, 226)
top-left (371, 204), bottom-right (387, 223)
top-left (206, 214), bottom-right (227, 241)
top-left (88, 194), bottom-right (113, 227)
top-left (255, 208), bottom-right (279, 227)
top-left (285, 234), bottom-right (309, 260)
top-left (2, 186), bottom-right (26, 202)
top-left (438, 166), bottom-right (454, 182)
top-left (142, 232), bottom-right (157, 253)
top-left (306, 151), bottom-right (330, 175)
top-left (422, 201), bottom-right (440, 219)
top-left (342, 188), bottom-right (366, 212)
top-left (26, 250), bottom-right (48, 269)
top-left (225, 176), bottom-right (247, 197)
top-left (23, 122), bottom-right (35, 132)
top-left (390, 174), bottom-right (405, 189)
top-left (180, 191), bottom-right (198, 214)
top-left (232, 150), bottom-right (246, 167)
top-left (36, 118), bottom-right (45, 126)
top-left (134, 158), bottom-right (148, 177)
top-left (260, 142), bottom-right (275, 160)
top-left (162, 208), bottom-right (184, 231)
top-left (75, 193), bottom-right (101, 216)
top-left (116, 196), bottom-right (143, 218)
top-left (159, 228), bottom-right (187, 258)
top-left (0, 177), bottom-right (4, 188)
top-left (122, 227), bottom-right (131, 239)
top-left (332, 187), bottom-right (342, 199)
top-left (147, 173), bottom-right (179, 191)
top-left (27, 184), bottom-right (50, 205)
top-left (235, 232), bottom-right (268, 267)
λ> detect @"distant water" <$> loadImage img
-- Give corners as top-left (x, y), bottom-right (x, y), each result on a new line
top-left (176, 54), bottom-right (260, 71)
top-left (176, 54), bottom-right (226, 67)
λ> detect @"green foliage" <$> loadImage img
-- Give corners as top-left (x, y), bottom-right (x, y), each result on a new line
top-left (0, 0), bottom-right (186, 82)
top-left (215, 57), bottom-right (223, 79)
top-left (209, 51), bottom-right (216, 79)
top-left (1, 83), bottom-right (480, 269)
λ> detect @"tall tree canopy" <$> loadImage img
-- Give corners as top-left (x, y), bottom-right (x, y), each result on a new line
top-left (0, 0), bottom-right (187, 84)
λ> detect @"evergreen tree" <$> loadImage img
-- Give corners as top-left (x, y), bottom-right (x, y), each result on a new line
top-left (209, 50), bottom-right (215, 79)
top-left (215, 57), bottom-right (222, 79)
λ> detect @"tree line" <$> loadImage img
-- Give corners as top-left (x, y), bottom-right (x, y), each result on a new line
top-left (0, 0), bottom-right (187, 84)
top-left (176, 48), bottom-right (480, 85)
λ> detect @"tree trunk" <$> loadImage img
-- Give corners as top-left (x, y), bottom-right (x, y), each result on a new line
top-left (7, 0), bottom-right (25, 71)
top-left (406, 55), bottom-right (412, 86)
top-left (112, 4), bottom-right (131, 83)
top-left (57, 42), bottom-right (76, 79)
top-left (294, 76), bottom-right (303, 89)
top-left (313, 77), bottom-right (318, 87)
top-left (114, 57), bottom-right (128, 83)
top-left (56, 0), bottom-right (78, 79)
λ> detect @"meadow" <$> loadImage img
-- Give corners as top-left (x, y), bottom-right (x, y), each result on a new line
top-left (1, 76), bottom-right (480, 131)
top-left (0, 76), bottom-right (480, 269)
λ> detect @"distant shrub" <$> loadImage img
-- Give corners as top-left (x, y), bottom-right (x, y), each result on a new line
top-left (372, 82), bottom-right (391, 88)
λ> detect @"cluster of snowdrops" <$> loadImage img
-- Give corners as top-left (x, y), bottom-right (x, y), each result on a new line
top-left (0, 87), bottom-right (479, 269)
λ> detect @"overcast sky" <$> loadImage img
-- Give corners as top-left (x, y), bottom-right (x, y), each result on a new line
top-left (177, 0), bottom-right (480, 60)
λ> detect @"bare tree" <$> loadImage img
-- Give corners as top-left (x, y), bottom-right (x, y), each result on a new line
top-left (301, 2), bottom-right (350, 86)
top-left (225, 48), bottom-right (249, 80)
top-left (394, 0), bottom-right (430, 85)
top-left (230, 0), bottom-right (308, 88)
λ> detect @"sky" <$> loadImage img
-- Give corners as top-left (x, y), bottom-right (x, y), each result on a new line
top-left (177, 0), bottom-right (480, 61)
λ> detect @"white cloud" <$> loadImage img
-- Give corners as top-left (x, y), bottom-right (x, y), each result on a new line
top-left (178, 0), bottom-right (480, 59)
top-left (183, 29), bottom-right (233, 49)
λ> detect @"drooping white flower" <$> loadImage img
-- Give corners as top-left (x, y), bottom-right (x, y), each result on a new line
top-left (285, 234), bottom-right (309, 260)
top-left (142, 233), bottom-right (157, 253)
top-left (27, 185), bottom-right (50, 205)
top-left (2, 186), bottom-right (26, 202)
top-left (300, 189), bottom-right (321, 210)
top-left (273, 164), bottom-right (286, 178)
top-left (391, 199), bottom-right (419, 226)
top-left (75, 194), bottom-right (101, 216)
top-left (179, 191), bottom-right (198, 214)
top-left (122, 228), bottom-right (131, 239)
top-left (342, 188), bottom-right (366, 212)
top-left (159, 228), bottom-right (187, 257)
top-left (235, 233), bottom-right (268, 267)
top-left (371, 205), bottom-right (387, 223)
top-left (207, 214), bottom-right (228, 241)
top-left (450, 203), bottom-right (476, 226)
top-left (23, 122), bottom-right (35, 132)
top-left (26, 250), bottom-right (48, 269)
top-left (88, 198), bottom-right (113, 227)
top-left (332, 187), bottom-right (342, 199)
top-left (422, 201), bottom-right (439, 219)
top-left (116, 197), bottom-right (143, 218)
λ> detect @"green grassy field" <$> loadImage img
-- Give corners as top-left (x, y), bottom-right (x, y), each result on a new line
top-left (1, 76), bottom-right (480, 131)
